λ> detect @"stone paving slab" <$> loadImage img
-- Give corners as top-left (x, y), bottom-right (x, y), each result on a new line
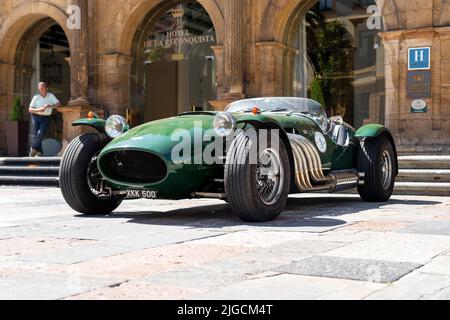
top-left (43, 244), bottom-right (249, 280)
top-left (194, 274), bottom-right (384, 300)
top-left (417, 255), bottom-right (450, 276)
top-left (274, 256), bottom-right (421, 283)
top-left (367, 271), bottom-right (450, 300)
top-left (324, 233), bottom-right (450, 264)
top-left (190, 230), bottom-right (309, 248)
top-left (17, 244), bottom-right (135, 265)
top-left (244, 239), bottom-right (348, 264)
top-left (0, 272), bottom-right (123, 300)
top-left (399, 221), bottom-right (450, 236)
top-left (66, 281), bottom-right (199, 300)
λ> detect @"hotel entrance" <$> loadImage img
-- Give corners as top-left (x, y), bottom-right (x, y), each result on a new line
top-left (131, 1), bottom-right (218, 125)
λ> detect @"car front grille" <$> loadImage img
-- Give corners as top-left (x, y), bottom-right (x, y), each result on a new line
top-left (99, 150), bottom-right (168, 185)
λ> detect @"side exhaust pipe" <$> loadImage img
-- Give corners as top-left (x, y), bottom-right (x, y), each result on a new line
top-left (288, 134), bottom-right (363, 193)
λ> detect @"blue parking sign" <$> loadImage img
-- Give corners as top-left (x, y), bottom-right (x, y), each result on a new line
top-left (409, 47), bottom-right (431, 70)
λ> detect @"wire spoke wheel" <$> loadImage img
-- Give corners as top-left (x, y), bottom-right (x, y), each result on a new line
top-left (256, 148), bottom-right (284, 206)
top-left (86, 152), bottom-right (111, 199)
top-left (381, 150), bottom-right (393, 190)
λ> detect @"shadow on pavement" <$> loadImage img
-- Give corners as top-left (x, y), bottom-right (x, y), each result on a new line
top-left (76, 195), bottom-right (442, 230)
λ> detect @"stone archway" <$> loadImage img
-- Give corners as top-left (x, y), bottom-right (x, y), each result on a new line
top-left (98, 0), bottom-right (224, 118)
top-left (253, 0), bottom-right (401, 97)
top-left (107, 0), bottom-right (224, 56)
top-left (0, 1), bottom-right (72, 151)
top-left (0, 2), bottom-right (72, 65)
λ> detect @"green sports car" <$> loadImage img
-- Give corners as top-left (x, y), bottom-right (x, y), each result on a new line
top-left (59, 97), bottom-right (398, 222)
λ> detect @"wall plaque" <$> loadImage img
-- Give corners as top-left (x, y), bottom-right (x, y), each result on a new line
top-left (407, 70), bottom-right (432, 99)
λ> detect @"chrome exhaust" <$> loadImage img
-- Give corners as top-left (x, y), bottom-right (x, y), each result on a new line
top-left (288, 134), bottom-right (363, 193)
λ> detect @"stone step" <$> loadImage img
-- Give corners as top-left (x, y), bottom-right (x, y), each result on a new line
top-left (0, 166), bottom-right (60, 176)
top-left (398, 169), bottom-right (450, 183)
top-left (0, 175), bottom-right (59, 187)
top-left (398, 156), bottom-right (450, 169)
top-left (394, 182), bottom-right (450, 196)
top-left (0, 157), bottom-right (61, 167)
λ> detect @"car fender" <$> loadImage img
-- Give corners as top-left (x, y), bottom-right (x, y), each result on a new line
top-left (355, 124), bottom-right (399, 175)
top-left (72, 118), bottom-right (106, 134)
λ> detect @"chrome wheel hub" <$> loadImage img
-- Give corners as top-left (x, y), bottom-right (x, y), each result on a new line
top-left (381, 150), bottom-right (393, 190)
top-left (256, 148), bottom-right (284, 205)
top-left (87, 153), bottom-right (112, 199)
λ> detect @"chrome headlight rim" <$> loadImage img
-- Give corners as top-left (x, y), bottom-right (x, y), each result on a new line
top-left (213, 112), bottom-right (237, 138)
top-left (105, 115), bottom-right (128, 139)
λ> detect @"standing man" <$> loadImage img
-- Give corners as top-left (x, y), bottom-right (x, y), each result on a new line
top-left (28, 82), bottom-right (61, 157)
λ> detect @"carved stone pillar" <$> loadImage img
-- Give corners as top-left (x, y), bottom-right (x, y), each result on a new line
top-left (209, 45), bottom-right (229, 111)
top-left (98, 54), bottom-right (133, 115)
top-left (222, 0), bottom-right (244, 100)
top-left (255, 41), bottom-right (287, 97)
top-left (0, 63), bottom-right (16, 152)
top-left (380, 33), bottom-right (401, 136)
top-left (68, 0), bottom-right (89, 107)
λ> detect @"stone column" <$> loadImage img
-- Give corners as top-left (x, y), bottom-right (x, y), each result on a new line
top-left (380, 32), bottom-right (401, 136)
top-left (222, 0), bottom-right (244, 100)
top-left (67, 0), bottom-right (89, 106)
top-left (0, 63), bottom-right (16, 152)
top-left (255, 41), bottom-right (288, 97)
top-left (97, 54), bottom-right (133, 115)
top-left (209, 45), bottom-right (229, 111)
top-left (59, 0), bottom-right (91, 150)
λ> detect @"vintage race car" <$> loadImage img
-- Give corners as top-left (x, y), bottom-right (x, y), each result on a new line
top-left (59, 97), bottom-right (398, 222)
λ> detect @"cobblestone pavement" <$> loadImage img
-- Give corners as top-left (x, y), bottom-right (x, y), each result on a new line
top-left (1, 186), bottom-right (450, 300)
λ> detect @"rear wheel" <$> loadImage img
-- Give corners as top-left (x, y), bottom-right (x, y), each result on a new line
top-left (59, 134), bottom-right (122, 215)
top-left (225, 130), bottom-right (290, 222)
top-left (357, 136), bottom-right (396, 202)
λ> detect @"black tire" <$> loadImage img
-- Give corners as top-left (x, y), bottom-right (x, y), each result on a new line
top-left (59, 134), bottom-right (122, 215)
top-left (225, 130), bottom-right (290, 222)
top-left (357, 136), bottom-right (396, 202)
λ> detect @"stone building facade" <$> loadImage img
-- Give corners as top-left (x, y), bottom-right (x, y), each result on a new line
top-left (0, 0), bottom-right (450, 155)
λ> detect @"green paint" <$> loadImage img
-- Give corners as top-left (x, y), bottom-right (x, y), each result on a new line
top-left (355, 124), bottom-right (389, 138)
top-left (73, 118), bottom-right (106, 133)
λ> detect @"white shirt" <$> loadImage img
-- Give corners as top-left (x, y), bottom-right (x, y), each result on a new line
top-left (30, 93), bottom-right (60, 116)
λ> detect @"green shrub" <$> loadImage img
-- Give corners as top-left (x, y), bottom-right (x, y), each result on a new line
top-left (10, 97), bottom-right (24, 122)
top-left (311, 77), bottom-right (326, 108)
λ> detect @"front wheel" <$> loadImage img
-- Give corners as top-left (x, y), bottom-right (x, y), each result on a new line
top-left (225, 130), bottom-right (291, 222)
top-left (357, 136), bottom-right (397, 202)
top-left (59, 134), bottom-right (123, 215)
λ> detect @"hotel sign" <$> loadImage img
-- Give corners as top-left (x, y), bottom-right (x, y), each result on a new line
top-left (144, 5), bottom-right (216, 63)
top-left (408, 47), bottom-right (431, 71)
top-left (144, 30), bottom-right (216, 51)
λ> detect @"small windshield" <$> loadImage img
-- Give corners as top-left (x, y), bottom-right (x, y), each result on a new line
top-left (226, 97), bottom-right (328, 132)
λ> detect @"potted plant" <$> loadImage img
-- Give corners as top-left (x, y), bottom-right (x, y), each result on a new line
top-left (5, 97), bottom-right (29, 157)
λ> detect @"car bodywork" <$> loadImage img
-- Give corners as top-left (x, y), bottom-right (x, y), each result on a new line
top-left (72, 98), bottom-right (398, 201)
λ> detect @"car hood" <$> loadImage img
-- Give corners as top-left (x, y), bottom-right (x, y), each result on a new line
top-left (99, 114), bottom-right (217, 161)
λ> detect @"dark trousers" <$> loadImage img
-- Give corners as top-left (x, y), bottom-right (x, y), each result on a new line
top-left (32, 115), bottom-right (51, 153)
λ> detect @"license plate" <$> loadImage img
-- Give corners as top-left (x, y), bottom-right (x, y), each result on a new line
top-left (126, 189), bottom-right (158, 199)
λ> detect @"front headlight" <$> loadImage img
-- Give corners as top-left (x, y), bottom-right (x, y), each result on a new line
top-left (105, 115), bottom-right (128, 139)
top-left (213, 112), bottom-right (236, 137)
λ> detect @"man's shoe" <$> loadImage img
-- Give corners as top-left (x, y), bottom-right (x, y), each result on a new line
top-left (29, 148), bottom-right (38, 157)
top-left (29, 149), bottom-right (43, 157)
